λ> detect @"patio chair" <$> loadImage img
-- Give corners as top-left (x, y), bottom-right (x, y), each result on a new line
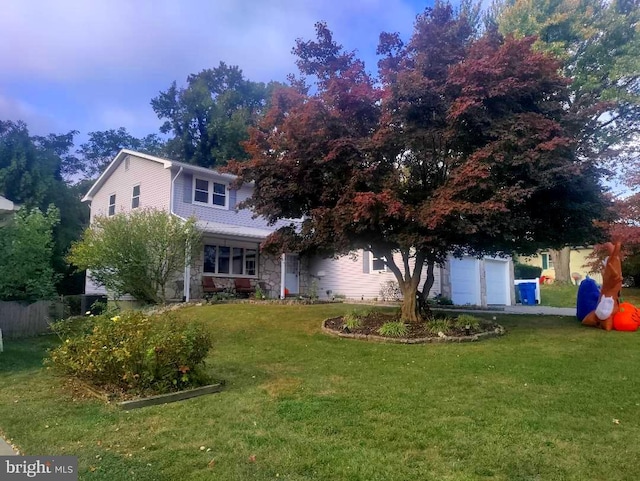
top-left (202, 276), bottom-right (225, 297)
top-left (234, 278), bottom-right (255, 297)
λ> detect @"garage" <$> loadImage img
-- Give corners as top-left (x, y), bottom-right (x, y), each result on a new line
top-left (485, 258), bottom-right (510, 305)
top-left (447, 256), bottom-right (513, 306)
top-left (450, 257), bottom-right (481, 305)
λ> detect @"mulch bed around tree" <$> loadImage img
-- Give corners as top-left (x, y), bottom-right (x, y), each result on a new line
top-left (323, 311), bottom-right (504, 344)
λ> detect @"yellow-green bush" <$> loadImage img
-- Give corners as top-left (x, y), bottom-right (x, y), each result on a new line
top-left (48, 310), bottom-right (212, 394)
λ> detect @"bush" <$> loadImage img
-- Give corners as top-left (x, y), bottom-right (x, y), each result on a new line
top-left (48, 310), bottom-right (212, 394)
top-left (428, 294), bottom-right (453, 306)
top-left (379, 281), bottom-right (401, 301)
top-left (425, 317), bottom-right (453, 334)
top-left (378, 321), bottom-right (408, 337)
top-left (453, 314), bottom-right (481, 331)
top-left (342, 308), bottom-right (375, 329)
top-left (514, 262), bottom-right (542, 280)
top-left (343, 313), bottom-right (363, 330)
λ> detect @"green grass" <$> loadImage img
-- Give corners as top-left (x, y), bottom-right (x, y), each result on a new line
top-left (2, 304), bottom-right (640, 480)
top-left (540, 284), bottom-right (640, 307)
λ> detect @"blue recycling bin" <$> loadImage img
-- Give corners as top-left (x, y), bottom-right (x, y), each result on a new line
top-left (518, 282), bottom-right (537, 305)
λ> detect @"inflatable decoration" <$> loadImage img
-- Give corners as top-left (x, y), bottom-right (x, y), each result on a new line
top-left (579, 242), bottom-right (638, 331)
top-left (576, 277), bottom-right (600, 322)
top-left (612, 302), bottom-right (640, 332)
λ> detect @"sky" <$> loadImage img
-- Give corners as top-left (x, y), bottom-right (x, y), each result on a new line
top-left (0, 0), bottom-right (440, 141)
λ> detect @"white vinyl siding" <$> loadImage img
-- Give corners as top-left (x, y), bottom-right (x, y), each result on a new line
top-left (310, 250), bottom-right (440, 300)
top-left (88, 154), bottom-right (172, 222)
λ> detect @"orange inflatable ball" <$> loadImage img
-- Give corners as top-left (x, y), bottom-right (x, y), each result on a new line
top-left (613, 303), bottom-right (639, 332)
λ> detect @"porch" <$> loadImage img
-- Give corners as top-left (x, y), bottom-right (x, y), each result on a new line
top-left (180, 231), bottom-right (310, 301)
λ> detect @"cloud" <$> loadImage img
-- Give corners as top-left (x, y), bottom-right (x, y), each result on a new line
top-left (0, 0), bottom-right (429, 136)
top-left (0, 93), bottom-right (58, 134)
top-left (0, 0), bottom-right (420, 84)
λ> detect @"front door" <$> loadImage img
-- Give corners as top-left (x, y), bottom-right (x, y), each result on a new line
top-left (285, 254), bottom-right (299, 295)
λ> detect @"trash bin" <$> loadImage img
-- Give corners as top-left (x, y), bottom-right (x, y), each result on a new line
top-left (518, 282), bottom-right (537, 305)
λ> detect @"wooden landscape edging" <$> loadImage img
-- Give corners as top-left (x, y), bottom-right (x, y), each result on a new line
top-left (117, 383), bottom-right (224, 410)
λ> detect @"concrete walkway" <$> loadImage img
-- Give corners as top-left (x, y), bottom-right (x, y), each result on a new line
top-left (503, 305), bottom-right (576, 316)
top-left (433, 305), bottom-right (577, 317)
top-left (0, 436), bottom-right (18, 455)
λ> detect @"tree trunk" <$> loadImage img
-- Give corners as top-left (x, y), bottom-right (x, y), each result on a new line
top-left (380, 248), bottom-right (426, 324)
top-left (549, 247), bottom-right (571, 283)
top-left (400, 282), bottom-right (420, 323)
top-left (420, 261), bottom-right (435, 303)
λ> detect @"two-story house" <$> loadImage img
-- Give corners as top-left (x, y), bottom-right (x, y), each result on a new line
top-left (82, 150), bottom-right (515, 306)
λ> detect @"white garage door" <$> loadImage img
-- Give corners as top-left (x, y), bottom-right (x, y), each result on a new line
top-left (485, 259), bottom-right (509, 305)
top-left (450, 258), bottom-right (480, 305)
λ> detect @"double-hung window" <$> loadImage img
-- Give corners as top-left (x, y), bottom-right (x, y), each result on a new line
top-left (204, 244), bottom-right (257, 276)
top-left (131, 185), bottom-right (140, 209)
top-left (108, 194), bottom-right (116, 216)
top-left (371, 254), bottom-right (386, 272)
top-left (193, 178), bottom-right (227, 208)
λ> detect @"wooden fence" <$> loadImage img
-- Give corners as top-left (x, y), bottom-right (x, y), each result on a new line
top-left (0, 300), bottom-right (63, 339)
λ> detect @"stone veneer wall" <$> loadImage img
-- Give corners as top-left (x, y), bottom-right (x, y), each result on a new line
top-left (167, 243), bottom-right (311, 300)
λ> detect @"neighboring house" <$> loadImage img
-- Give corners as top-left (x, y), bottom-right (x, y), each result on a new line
top-left (0, 195), bottom-right (19, 226)
top-left (517, 248), bottom-right (602, 285)
top-left (82, 150), bottom-right (515, 306)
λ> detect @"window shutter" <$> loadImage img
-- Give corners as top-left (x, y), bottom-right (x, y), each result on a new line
top-left (229, 188), bottom-right (237, 209)
top-left (542, 254), bottom-right (548, 270)
top-left (182, 174), bottom-right (193, 204)
top-left (363, 250), bottom-right (370, 274)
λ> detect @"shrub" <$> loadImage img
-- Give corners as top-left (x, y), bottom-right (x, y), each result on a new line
top-left (428, 294), bottom-right (453, 306)
top-left (343, 313), bottom-right (362, 330)
top-left (514, 262), bottom-right (542, 280)
top-left (425, 317), bottom-right (453, 334)
top-left (378, 321), bottom-right (408, 338)
top-left (379, 281), bottom-right (401, 301)
top-left (342, 308), bottom-right (375, 330)
top-left (254, 283), bottom-right (266, 300)
top-left (48, 310), bottom-right (212, 394)
top-left (454, 314), bottom-right (481, 331)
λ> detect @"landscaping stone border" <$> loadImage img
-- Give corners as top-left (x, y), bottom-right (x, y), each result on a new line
top-left (322, 319), bottom-right (505, 344)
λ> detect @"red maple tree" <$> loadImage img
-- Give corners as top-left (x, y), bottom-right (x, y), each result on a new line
top-left (230, 2), bottom-right (609, 322)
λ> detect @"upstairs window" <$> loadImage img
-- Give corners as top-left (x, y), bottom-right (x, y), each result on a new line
top-left (193, 178), bottom-right (227, 208)
top-left (108, 194), bottom-right (116, 216)
top-left (131, 185), bottom-right (140, 209)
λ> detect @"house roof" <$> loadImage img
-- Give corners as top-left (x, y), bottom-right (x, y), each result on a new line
top-left (196, 220), bottom-right (275, 240)
top-left (82, 149), bottom-right (239, 202)
top-left (0, 195), bottom-right (19, 214)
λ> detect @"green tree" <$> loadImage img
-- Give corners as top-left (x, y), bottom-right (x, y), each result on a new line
top-left (0, 121), bottom-right (90, 294)
top-left (68, 209), bottom-right (201, 304)
top-left (494, 0), bottom-right (639, 282)
top-left (151, 61), bottom-right (282, 168)
top-left (77, 127), bottom-right (166, 179)
top-left (0, 205), bottom-right (60, 302)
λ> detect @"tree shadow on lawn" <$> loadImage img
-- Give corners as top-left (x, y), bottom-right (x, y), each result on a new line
top-left (0, 335), bottom-right (57, 374)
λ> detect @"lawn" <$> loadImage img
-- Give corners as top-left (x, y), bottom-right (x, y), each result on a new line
top-left (539, 284), bottom-right (640, 307)
top-left (2, 303), bottom-right (640, 480)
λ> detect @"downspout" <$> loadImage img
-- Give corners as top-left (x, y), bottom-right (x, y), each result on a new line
top-left (170, 167), bottom-right (191, 302)
top-left (280, 253), bottom-right (286, 299)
